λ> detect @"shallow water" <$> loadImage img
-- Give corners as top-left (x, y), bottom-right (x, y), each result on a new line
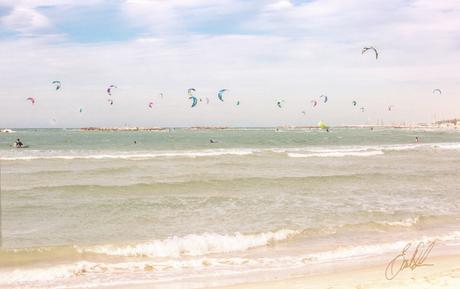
top-left (1, 128), bottom-right (460, 288)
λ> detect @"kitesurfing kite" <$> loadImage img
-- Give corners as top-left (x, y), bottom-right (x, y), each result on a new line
top-left (79, 108), bottom-right (83, 113)
top-left (301, 110), bottom-right (306, 116)
top-left (362, 47), bottom-right (378, 59)
top-left (360, 107), bottom-right (365, 112)
top-left (189, 96), bottom-right (198, 108)
top-left (236, 101), bottom-right (240, 106)
top-left (318, 120), bottom-right (328, 129)
top-left (107, 85), bottom-right (117, 96)
top-left (276, 100), bottom-right (285, 108)
top-left (107, 99), bottom-right (114, 105)
top-left (433, 89), bottom-right (442, 95)
top-left (311, 100), bottom-right (318, 107)
top-left (388, 105), bottom-right (394, 111)
top-left (352, 100), bottom-right (357, 106)
top-left (26, 97), bottom-right (35, 105)
top-left (206, 97), bottom-right (210, 104)
top-left (320, 95), bottom-right (328, 103)
top-left (218, 89), bottom-right (227, 102)
top-left (52, 80), bottom-right (61, 90)
top-left (148, 101), bottom-right (154, 108)
top-left (159, 93), bottom-right (164, 99)
top-left (187, 88), bottom-right (196, 96)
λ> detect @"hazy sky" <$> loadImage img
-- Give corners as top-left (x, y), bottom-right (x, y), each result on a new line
top-left (1, 0), bottom-right (459, 128)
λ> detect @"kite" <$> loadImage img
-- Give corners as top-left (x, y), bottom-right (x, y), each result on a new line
top-left (187, 88), bottom-right (196, 96)
top-left (52, 80), bottom-right (61, 90)
top-left (189, 96), bottom-right (198, 107)
top-left (26, 97), bottom-right (35, 105)
top-left (218, 89), bottom-right (227, 102)
top-left (362, 47), bottom-right (378, 59)
top-left (107, 85), bottom-right (117, 96)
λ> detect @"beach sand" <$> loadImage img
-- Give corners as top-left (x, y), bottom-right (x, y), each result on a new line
top-left (209, 254), bottom-right (460, 289)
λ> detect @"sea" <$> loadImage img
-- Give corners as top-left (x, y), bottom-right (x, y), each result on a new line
top-left (0, 128), bottom-right (459, 288)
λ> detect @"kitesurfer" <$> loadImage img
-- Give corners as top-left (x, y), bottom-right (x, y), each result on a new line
top-left (15, 138), bottom-right (24, 148)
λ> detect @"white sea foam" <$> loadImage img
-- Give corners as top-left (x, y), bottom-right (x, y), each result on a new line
top-left (3, 142), bottom-right (460, 161)
top-left (80, 229), bottom-right (300, 258)
top-left (288, 150), bottom-right (384, 158)
top-left (376, 217), bottom-right (420, 227)
top-left (3, 231), bottom-right (460, 287)
top-left (434, 143), bottom-right (460, 150)
top-left (0, 149), bottom-right (256, 161)
top-left (303, 230), bottom-right (460, 263)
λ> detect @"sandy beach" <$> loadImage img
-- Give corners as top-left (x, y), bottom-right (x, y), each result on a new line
top-left (211, 254), bottom-right (460, 289)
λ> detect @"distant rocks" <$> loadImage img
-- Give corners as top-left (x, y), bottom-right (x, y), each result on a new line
top-left (80, 127), bottom-right (167, 132)
top-left (1, 129), bottom-right (15, 133)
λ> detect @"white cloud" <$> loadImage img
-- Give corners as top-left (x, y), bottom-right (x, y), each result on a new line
top-left (121, 0), bottom-right (254, 34)
top-left (0, 0), bottom-right (105, 34)
top-left (0, 6), bottom-right (50, 33)
top-left (264, 0), bottom-right (293, 12)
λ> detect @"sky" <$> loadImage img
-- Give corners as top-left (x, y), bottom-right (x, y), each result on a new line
top-left (0, 0), bottom-right (459, 128)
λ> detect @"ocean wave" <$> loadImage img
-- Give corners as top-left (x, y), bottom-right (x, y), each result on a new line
top-left (433, 143), bottom-right (460, 150)
top-left (288, 150), bottom-right (384, 158)
top-left (303, 230), bottom-right (460, 263)
top-left (0, 149), bottom-right (257, 161)
top-left (3, 230), bottom-right (460, 287)
top-left (375, 217), bottom-right (421, 227)
top-left (79, 229), bottom-right (300, 258)
top-left (3, 142), bottom-right (460, 161)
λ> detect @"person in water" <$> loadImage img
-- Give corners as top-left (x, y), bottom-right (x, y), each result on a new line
top-left (15, 138), bottom-right (23, 148)
top-left (209, 139), bottom-right (217, 143)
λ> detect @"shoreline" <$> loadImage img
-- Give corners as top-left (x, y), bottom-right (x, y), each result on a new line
top-left (104, 252), bottom-right (460, 289)
top-left (210, 253), bottom-right (460, 289)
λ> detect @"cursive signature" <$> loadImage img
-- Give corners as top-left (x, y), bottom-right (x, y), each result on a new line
top-left (385, 240), bottom-right (436, 280)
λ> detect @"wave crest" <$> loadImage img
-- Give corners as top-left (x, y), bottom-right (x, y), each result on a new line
top-left (80, 229), bottom-right (300, 258)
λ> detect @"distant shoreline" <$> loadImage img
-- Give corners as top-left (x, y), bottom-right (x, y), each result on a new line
top-left (1, 124), bottom-right (459, 132)
top-left (77, 124), bottom-right (458, 131)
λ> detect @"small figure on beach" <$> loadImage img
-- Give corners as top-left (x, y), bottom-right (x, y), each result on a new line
top-left (415, 136), bottom-right (419, 143)
top-left (209, 139), bottom-right (218, 144)
top-left (134, 141), bottom-right (137, 144)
